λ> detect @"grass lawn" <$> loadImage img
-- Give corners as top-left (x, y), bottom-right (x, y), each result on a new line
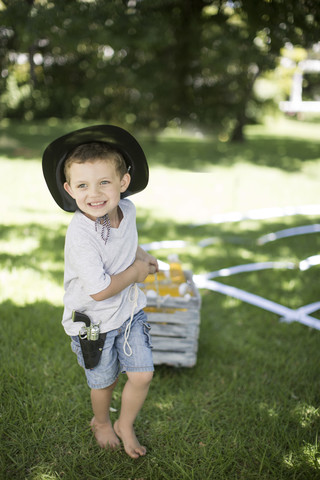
top-left (1, 117), bottom-right (320, 479)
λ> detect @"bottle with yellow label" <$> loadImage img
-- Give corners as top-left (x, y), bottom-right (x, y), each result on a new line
top-left (168, 254), bottom-right (185, 284)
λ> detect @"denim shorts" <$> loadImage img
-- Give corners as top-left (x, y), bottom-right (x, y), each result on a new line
top-left (70, 309), bottom-right (154, 389)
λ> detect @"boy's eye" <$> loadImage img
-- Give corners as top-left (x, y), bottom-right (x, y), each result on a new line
top-left (77, 183), bottom-right (87, 189)
top-left (101, 180), bottom-right (109, 185)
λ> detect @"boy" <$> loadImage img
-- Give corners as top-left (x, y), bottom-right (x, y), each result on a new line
top-left (42, 125), bottom-right (158, 459)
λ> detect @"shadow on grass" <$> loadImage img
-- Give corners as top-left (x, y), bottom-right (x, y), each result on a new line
top-left (1, 294), bottom-right (320, 478)
top-left (1, 211), bottom-right (320, 477)
top-left (0, 121), bottom-right (86, 161)
top-left (0, 300), bottom-right (90, 479)
top-left (143, 134), bottom-right (320, 173)
top-left (194, 292), bottom-right (320, 478)
top-left (2, 210), bottom-right (320, 303)
top-left (1, 119), bottom-right (319, 174)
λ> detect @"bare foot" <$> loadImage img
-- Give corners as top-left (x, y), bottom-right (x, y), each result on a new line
top-left (114, 420), bottom-right (146, 459)
top-left (90, 417), bottom-right (120, 449)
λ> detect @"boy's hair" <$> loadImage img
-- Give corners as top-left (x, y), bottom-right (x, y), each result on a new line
top-left (64, 142), bottom-right (128, 183)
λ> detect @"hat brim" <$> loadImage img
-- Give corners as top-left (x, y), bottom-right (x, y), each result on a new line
top-left (42, 124), bottom-right (149, 212)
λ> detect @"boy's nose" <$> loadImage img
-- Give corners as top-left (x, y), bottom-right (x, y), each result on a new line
top-left (89, 184), bottom-right (101, 196)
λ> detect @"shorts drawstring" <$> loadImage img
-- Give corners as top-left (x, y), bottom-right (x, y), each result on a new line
top-left (123, 283), bottom-right (138, 357)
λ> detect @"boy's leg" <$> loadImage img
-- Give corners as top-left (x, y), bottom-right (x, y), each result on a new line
top-left (114, 371), bottom-right (153, 459)
top-left (90, 379), bottom-right (120, 449)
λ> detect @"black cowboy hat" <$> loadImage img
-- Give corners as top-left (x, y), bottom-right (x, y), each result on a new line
top-left (42, 124), bottom-right (149, 212)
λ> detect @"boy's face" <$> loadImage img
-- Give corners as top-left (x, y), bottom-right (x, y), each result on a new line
top-left (63, 159), bottom-right (130, 221)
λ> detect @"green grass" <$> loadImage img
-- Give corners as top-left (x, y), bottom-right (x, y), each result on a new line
top-left (1, 118), bottom-right (320, 479)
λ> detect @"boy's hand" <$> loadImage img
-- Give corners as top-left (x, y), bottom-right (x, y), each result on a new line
top-left (148, 263), bottom-right (158, 275)
top-left (147, 255), bottom-right (158, 274)
top-left (131, 259), bottom-right (153, 283)
top-left (135, 246), bottom-right (159, 275)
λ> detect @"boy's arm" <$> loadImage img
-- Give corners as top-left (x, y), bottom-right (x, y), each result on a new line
top-left (90, 257), bottom-right (156, 302)
top-left (91, 247), bottom-right (158, 302)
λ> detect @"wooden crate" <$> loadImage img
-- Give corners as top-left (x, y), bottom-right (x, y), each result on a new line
top-left (142, 271), bottom-right (201, 368)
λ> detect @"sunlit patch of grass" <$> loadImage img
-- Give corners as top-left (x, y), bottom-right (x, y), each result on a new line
top-left (283, 442), bottom-right (320, 474)
top-left (0, 267), bottom-right (64, 305)
top-left (293, 403), bottom-right (320, 429)
top-left (0, 236), bottom-right (39, 255)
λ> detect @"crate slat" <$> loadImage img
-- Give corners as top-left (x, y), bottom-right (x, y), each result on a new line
top-left (151, 335), bottom-right (199, 351)
top-left (147, 310), bottom-right (200, 325)
top-left (152, 350), bottom-right (198, 368)
top-left (150, 322), bottom-right (199, 338)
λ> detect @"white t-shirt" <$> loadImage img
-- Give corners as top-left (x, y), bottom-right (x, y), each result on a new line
top-left (62, 198), bottom-right (146, 336)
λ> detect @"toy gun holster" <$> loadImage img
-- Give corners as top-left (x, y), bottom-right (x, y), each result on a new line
top-left (72, 311), bottom-right (106, 369)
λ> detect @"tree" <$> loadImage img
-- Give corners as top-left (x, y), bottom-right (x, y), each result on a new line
top-left (0, 0), bottom-right (319, 140)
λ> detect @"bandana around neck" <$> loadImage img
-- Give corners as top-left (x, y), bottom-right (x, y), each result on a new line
top-left (95, 214), bottom-right (111, 244)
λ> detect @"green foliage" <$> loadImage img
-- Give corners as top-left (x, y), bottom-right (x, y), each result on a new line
top-left (1, 0), bottom-right (320, 138)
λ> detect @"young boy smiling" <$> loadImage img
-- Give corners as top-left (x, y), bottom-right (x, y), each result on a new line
top-left (42, 126), bottom-right (158, 459)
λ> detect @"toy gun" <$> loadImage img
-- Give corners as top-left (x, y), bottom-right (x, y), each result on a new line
top-left (72, 310), bottom-right (106, 369)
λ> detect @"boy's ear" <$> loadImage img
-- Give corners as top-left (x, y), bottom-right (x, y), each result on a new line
top-left (64, 182), bottom-right (75, 199)
top-left (120, 173), bottom-right (131, 193)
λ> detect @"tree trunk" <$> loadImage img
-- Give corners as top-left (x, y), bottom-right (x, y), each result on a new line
top-left (230, 69), bottom-right (260, 142)
top-left (231, 120), bottom-right (245, 142)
